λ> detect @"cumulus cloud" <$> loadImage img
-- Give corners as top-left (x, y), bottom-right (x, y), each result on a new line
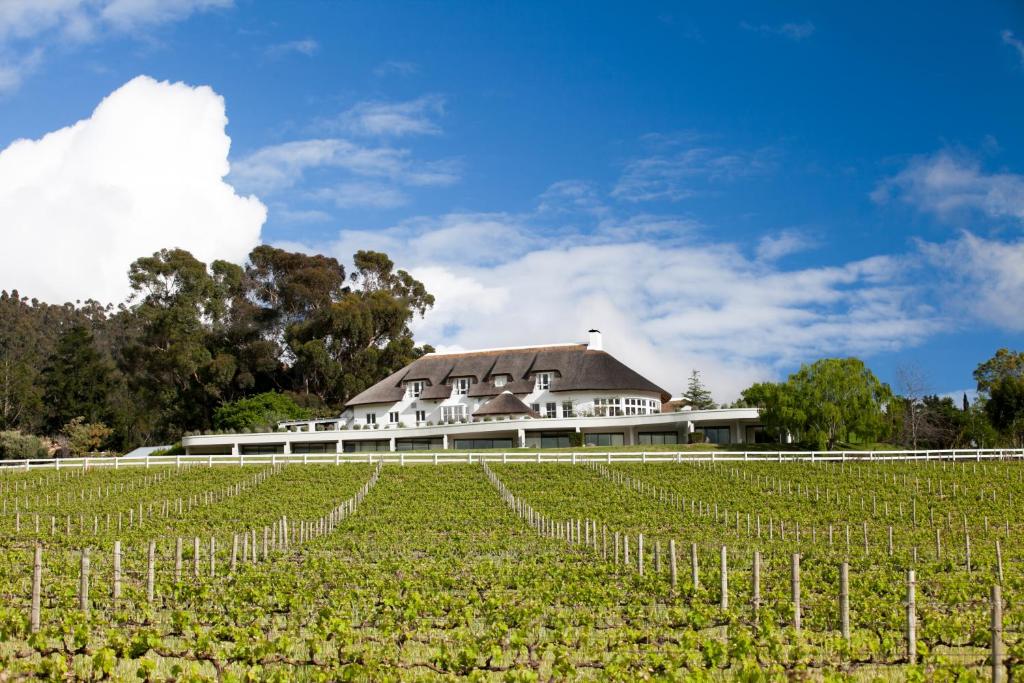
top-left (755, 229), bottom-right (817, 261)
top-left (286, 213), bottom-right (944, 400)
top-left (372, 60), bottom-right (419, 77)
top-left (0, 75), bottom-right (266, 304)
top-left (872, 150), bottom-right (1024, 222)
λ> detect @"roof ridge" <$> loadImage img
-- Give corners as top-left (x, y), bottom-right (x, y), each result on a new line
top-left (425, 343), bottom-right (587, 358)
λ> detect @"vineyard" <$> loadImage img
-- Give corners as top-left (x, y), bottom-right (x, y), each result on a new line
top-left (0, 459), bottom-right (1021, 681)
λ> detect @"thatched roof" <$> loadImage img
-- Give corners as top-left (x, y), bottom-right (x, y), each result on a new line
top-left (473, 391), bottom-right (537, 417)
top-left (345, 343), bottom-right (670, 406)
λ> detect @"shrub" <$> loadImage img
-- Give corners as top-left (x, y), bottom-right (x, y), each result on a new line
top-left (0, 431), bottom-right (49, 459)
top-left (62, 417), bottom-right (113, 455)
top-left (569, 432), bottom-right (584, 447)
top-left (213, 392), bottom-right (310, 432)
top-left (688, 432), bottom-right (706, 444)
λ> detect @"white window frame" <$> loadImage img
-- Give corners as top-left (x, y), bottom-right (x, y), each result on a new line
top-left (562, 400), bottom-right (575, 417)
top-left (535, 372), bottom-right (551, 391)
top-left (593, 398), bottom-right (622, 417)
top-left (365, 413), bottom-right (376, 425)
top-left (454, 378), bottom-right (470, 395)
top-left (442, 405), bottom-right (466, 422)
top-left (388, 411), bottom-right (399, 424)
top-left (415, 409), bottom-right (427, 424)
top-left (493, 375), bottom-right (507, 388)
top-left (545, 402), bottom-right (557, 418)
top-left (406, 380), bottom-right (424, 398)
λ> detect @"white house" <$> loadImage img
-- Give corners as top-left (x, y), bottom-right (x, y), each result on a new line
top-left (181, 330), bottom-right (762, 455)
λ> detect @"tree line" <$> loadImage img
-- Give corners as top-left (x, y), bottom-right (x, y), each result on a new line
top-left (683, 352), bottom-right (1024, 450)
top-left (0, 246), bottom-right (433, 456)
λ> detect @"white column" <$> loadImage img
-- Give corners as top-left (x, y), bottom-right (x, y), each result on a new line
top-left (282, 441), bottom-right (291, 454)
top-left (307, 420), bottom-right (316, 433)
top-left (732, 423), bottom-right (742, 444)
top-left (517, 428), bottom-right (526, 448)
top-left (442, 434), bottom-right (449, 450)
top-left (335, 440), bottom-right (344, 454)
top-left (389, 437), bottom-right (396, 452)
top-left (230, 443), bottom-right (239, 456)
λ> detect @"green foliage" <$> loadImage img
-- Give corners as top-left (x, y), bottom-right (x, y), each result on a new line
top-left (742, 358), bottom-right (892, 449)
top-left (973, 348), bottom-right (1024, 396)
top-left (0, 429), bottom-right (48, 459)
top-left (682, 369), bottom-right (716, 410)
top-left (985, 375), bottom-right (1024, 446)
top-left (62, 417), bottom-right (113, 455)
top-left (41, 325), bottom-right (119, 434)
top-left (213, 392), bottom-right (310, 432)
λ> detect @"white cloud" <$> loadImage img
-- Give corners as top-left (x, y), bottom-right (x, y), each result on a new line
top-left (741, 20), bottom-right (816, 40)
top-left (372, 60), bottom-right (418, 77)
top-left (265, 38), bottom-right (319, 59)
top-left (917, 232), bottom-right (1024, 331)
top-left (0, 75), bottom-right (266, 304)
top-left (331, 95), bottom-right (445, 137)
top-left (755, 229), bottom-right (817, 261)
top-left (1002, 30), bottom-right (1024, 66)
top-left (292, 213), bottom-right (944, 400)
top-left (231, 137), bottom-right (459, 212)
top-left (0, 0), bottom-right (231, 92)
top-left (612, 140), bottom-right (778, 202)
top-left (873, 150), bottom-right (1024, 222)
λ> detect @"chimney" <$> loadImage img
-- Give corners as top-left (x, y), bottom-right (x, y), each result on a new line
top-left (587, 329), bottom-right (603, 351)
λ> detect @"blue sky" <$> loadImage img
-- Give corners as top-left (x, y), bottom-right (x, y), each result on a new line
top-left (0, 0), bottom-right (1022, 400)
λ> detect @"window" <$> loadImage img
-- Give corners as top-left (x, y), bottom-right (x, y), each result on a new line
top-left (701, 426), bottom-right (731, 444)
top-left (593, 398), bottom-right (622, 416)
top-left (585, 433), bottom-right (624, 447)
top-left (441, 405), bottom-right (465, 422)
top-left (535, 372), bottom-right (551, 391)
top-left (624, 398), bottom-right (649, 415)
top-left (240, 444), bottom-right (284, 455)
top-left (365, 413), bottom-right (376, 424)
top-left (292, 442), bottom-right (333, 454)
top-left (453, 438), bottom-right (515, 449)
top-left (388, 411), bottom-right (399, 424)
top-left (540, 432), bottom-right (570, 448)
top-left (343, 440), bottom-right (388, 453)
top-left (493, 375), bottom-right (507, 388)
top-left (395, 438), bottom-right (441, 451)
top-left (406, 380), bottom-right (424, 398)
top-left (545, 402), bottom-right (557, 417)
top-left (562, 401), bottom-right (575, 417)
top-left (639, 432), bottom-right (679, 445)
top-left (415, 410), bottom-right (427, 423)
top-left (531, 403), bottom-right (540, 414)
top-left (454, 378), bottom-right (470, 395)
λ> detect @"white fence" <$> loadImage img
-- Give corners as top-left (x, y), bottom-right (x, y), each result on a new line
top-left (1, 448), bottom-right (1023, 471)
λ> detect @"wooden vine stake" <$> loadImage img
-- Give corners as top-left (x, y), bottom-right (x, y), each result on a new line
top-left (992, 584), bottom-right (1004, 683)
top-left (719, 545), bottom-right (728, 610)
top-left (79, 547), bottom-right (90, 614)
top-left (30, 544), bottom-right (41, 633)
top-left (907, 570), bottom-right (917, 665)
top-left (791, 553), bottom-right (801, 631)
top-left (147, 541), bottom-right (155, 603)
top-left (752, 550), bottom-right (761, 616)
top-left (839, 562), bottom-right (850, 641)
top-left (669, 539), bottom-right (678, 591)
top-left (691, 543), bottom-right (699, 589)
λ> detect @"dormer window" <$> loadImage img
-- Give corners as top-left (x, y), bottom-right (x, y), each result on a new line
top-left (535, 372), bottom-right (551, 391)
top-left (493, 375), bottom-right (507, 388)
top-left (406, 380), bottom-right (424, 398)
top-left (454, 378), bottom-right (470, 395)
